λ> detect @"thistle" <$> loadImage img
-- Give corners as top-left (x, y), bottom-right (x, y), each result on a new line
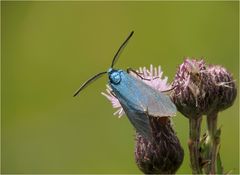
top-left (171, 58), bottom-right (237, 174)
top-left (204, 65), bottom-right (237, 174)
top-left (171, 58), bottom-right (207, 174)
top-left (102, 65), bottom-right (184, 174)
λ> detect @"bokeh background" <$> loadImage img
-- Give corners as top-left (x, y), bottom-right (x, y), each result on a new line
top-left (2, 1), bottom-right (239, 174)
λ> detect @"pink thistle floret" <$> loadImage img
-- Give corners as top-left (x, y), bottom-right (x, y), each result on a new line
top-left (176, 58), bottom-right (206, 91)
top-left (101, 85), bottom-right (125, 118)
top-left (101, 65), bottom-right (171, 118)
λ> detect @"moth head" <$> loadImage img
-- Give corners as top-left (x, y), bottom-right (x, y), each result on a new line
top-left (108, 68), bottom-right (122, 85)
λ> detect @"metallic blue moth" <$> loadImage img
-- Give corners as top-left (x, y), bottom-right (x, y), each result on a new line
top-left (74, 31), bottom-right (176, 140)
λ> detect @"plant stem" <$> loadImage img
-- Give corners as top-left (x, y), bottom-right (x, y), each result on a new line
top-left (188, 116), bottom-right (203, 174)
top-left (206, 111), bottom-right (220, 174)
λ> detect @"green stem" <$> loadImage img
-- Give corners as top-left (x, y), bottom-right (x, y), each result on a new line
top-left (206, 111), bottom-right (220, 174)
top-left (188, 117), bottom-right (203, 174)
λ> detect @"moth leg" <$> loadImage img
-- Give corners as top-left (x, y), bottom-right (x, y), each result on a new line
top-left (127, 67), bottom-right (152, 81)
top-left (161, 85), bottom-right (177, 95)
top-left (110, 90), bottom-right (117, 98)
top-left (127, 67), bottom-right (145, 79)
top-left (127, 67), bottom-right (160, 81)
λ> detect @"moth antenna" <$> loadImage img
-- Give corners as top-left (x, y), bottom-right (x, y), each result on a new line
top-left (73, 71), bottom-right (107, 97)
top-left (111, 31), bottom-right (134, 68)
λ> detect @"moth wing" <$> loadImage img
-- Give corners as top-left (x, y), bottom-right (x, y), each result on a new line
top-left (121, 103), bottom-right (152, 140)
top-left (144, 90), bottom-right (177, 117)
top-left (126, 74), bottom-right (177, 117)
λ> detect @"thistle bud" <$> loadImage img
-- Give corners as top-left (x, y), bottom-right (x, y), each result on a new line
top-left (204, 65), bottom-right (237, 174)
top-left (207, 65), bottom-right (237, 112)
top-left (135, 117), bottom-right (184, 174)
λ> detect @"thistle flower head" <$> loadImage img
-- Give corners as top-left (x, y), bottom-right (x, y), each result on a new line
top-left (101, 65), bottom-right (171, 118)
top-left (171, 58), bottom-right (237, 118)
top-left (171, 58), bottom-right (209, 118)
top-left (132, 65), bottom-right (171, 92)
top-left (135, 117), bottom-right (184, 174)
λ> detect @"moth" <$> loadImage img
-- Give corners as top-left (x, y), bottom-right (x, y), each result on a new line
top-left (74, 31), bottom-right (176, 140)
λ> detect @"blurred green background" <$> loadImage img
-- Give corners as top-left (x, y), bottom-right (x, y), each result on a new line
top-left (2, 1), bottom-right (239, 174)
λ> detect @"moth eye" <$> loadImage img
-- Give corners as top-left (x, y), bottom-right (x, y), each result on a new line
top-left (110, 72), bottom-right (121, 84)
